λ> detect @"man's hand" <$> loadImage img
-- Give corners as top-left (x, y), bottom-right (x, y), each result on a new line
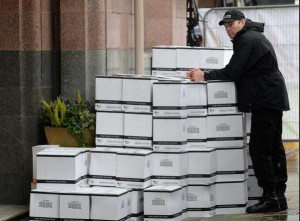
top-left (186, 68), bottom-right (205, 81)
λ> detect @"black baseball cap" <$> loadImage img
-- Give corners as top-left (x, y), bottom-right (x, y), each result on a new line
top-left (219, 9), bottom-right (245, 26)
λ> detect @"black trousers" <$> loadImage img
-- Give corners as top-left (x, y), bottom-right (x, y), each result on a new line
top-left (249, 108), bottom-right (288, 193)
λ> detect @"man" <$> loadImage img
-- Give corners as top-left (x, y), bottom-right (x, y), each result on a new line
top-left (187, 9), bottom-right (290, 213)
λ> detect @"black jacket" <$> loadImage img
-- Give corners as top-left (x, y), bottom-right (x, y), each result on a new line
top-left (204, 19), bottom-right (290, 112)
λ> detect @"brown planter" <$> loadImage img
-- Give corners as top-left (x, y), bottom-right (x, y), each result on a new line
top-left (44, 127), bottom-right (95, 147)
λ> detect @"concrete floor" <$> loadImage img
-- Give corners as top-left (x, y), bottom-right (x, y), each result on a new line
top-left (0, 160), bottom-right (298, 221)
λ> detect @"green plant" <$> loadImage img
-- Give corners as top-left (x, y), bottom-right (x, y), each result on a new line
top-left (40, 90), bottom-right (96, 147)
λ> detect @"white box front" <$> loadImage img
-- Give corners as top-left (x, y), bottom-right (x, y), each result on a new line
top-left (96, 112), bottom-right (124, 147)
top-left (144, 186), bottom-right (182, 216)
top-left (215, 181), bottom-right (248, 206)
top-left (186, 82), bottom-right (207, 116)
top-left (116, 149), bottom-right (152, 189)
top-left (59, 192), bottom-right (90, 219)
top-left (206, 114), bottom-right (245, 148)
top-left (207, 81), bottom-right (238, 115)
top-left (187, 116), bottom-right (207, 149)
top-left (29, 190), bottom-right (60, 219)
top-left (123, 113), bottom-right (153, 148)
top-left (122, 77), bottom-right (157, 113)
top-left (152, 46), bottom-right (177, 69)
top-left (153, 82), bottom-right (187, 118)
top-left (188, 148), bottom-right (216, 184)
top-left (88, 148), bottom-right (118, 186)
top-left (216, 147), bottom-right (248, 182)
top-left (199, 48), bottom-right (233, 69)
top-left (95, 76), bottom-right (123, 111)
top-left (153, 118), bottom-right (187, 152)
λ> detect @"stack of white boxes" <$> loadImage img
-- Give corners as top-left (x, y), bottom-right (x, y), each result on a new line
top-left (31, 45), bottom-right (255, 220)
top-left (152, 46), bottom-right (233, 78)
top-left (245, 113), bottom-right (263, 206)
top-left (205, 81), bottom-right (248, 215)
top-left (152, 79), bottom-right (189, 219)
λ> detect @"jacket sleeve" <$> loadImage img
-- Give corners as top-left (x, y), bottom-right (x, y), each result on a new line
top-left (204, 36), bottom-right (256, 81)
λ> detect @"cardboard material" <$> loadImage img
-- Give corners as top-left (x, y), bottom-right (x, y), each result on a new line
top-left (36, 149), bottom-right (83, 190)
top-left (199, 48), bottom-right (233, 69)
top-left (59, 189), bottom-right (91, 220)
top-left (248, 175), bottom-right (263, 198)
top-left (32, 145), bottom-right (59, 184)
top-left (215, 147), bottom-right (248, 182)
top-left (176, 47), bottom-right (201, 77)
top-left (152, 46), bottom-right (177, 77)
top-left (153, 118), bottom-right (187, 152)
top-left (95, 76), bottom-right (123, 111)
top-left (116, 149), bottom-right (153, 189)
top-left (123, 113), bottom-right (153, 148)
top-left (186, 82), bottom-right (207, 116)
top-left (215, 180), bottom-right (248, 215)
top-left (122, 76), bottom-right (158, 113)
top-left (90, 187), bottom-right (130, 221)
top-left (89, 147), bottom-right (120, 186)
top-left (186, 184), bottom-right (216, 218)
top-left (206, 114), bottom-right (246, 148)
top-left (29, 189), bottom-right (60, 220)
top-left (187, 116), bottom-right (207, 149)
top-left (96, 111), bottom-right (124, 147)
top-left (207, 81), bottom-right (239, 115)
top-left (188, 148), bottom-right (216, 185)
top-left (153, 81), bottom-right (187, 118)
top-left (144, 185), bottom-right (183, 221)
top-left (152, 152), bottom-right (188, 186)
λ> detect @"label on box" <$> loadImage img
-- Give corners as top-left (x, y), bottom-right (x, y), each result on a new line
top-left (95, 135), bottom-right (124, 147)
top-left (153, 107), bottom-right (187, 118)
top-left (95, 100), bottom-right (122, 112)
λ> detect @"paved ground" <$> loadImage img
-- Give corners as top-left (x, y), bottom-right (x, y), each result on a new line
top-left (0, 160), bottom-right (298, 221)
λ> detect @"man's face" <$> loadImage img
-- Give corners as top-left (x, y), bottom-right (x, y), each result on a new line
top-left (224, 19), bottom-right (246, 39)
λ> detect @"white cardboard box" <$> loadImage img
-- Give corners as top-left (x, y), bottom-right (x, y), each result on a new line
top-left (187, 116), bottom-right (207, 149)
top-left (206, 114), bottom-right (246, 148)
top-left (188, 148), bottom-right (216, 185)
top-left (32, 145), bottom-right (59, 184)
top-left (116, 149), bottom-right (152, 189)
top-left (144, 185), bottom-right (182, 221)
top-left (186, 82), bottom-right (207, 116)
top-left (29, 189), bottom-right (60, 221)
top-left (207, 81), bottom-right (239, 115)
top-left (186, 184), bottom-right (216, 218)
top-left (39, 147), bottom-right (90, 186)
top-left (122, 76), bottom-right (158, 113)
top-left (95, 76), bottom-right (123, 111)
top-left (152, 46), bottom-right (177, 77)
top-left (96, 111), bottom-right (124, 147)
top-left (123, 112), bottom-right (153, 148)
top-left (59, 188), bottom-right (91, 220)
top-left (90, 187), bottom-right (130, 221)
top-left (153, 81), bottom-right (187, 118)
top-left (89, 147), bottom-right (121, 186)
top-left (181, 186), bottom-right (187, 219)
top-left (199, 47), bottom-right (233, 69)
top-left (153, 118), bottom-right (187, 152)
top-left (36, 149), bottom-right (83, 190)
top-left (176, 47), bottom-right (201, 77)
top-left (215, 147), bottom-right (248, 182)
top-left (215, 180), bottom-right (248, 215)
top-left (152, 152), bottom-right (188, 186)
top-left (131, 190), bottom-right (144, 215)
top-left (247, 175), bottom-right (263, 198)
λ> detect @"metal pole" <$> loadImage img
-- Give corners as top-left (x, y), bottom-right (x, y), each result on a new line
top-left (134, 0), bottom-right (144, 75)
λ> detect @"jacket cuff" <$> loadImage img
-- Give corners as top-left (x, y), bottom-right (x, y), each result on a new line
top-left (204, 72), bottom-right (209, 81)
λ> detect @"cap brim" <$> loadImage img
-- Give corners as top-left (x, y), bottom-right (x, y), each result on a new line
top-left (219, 18), bottom-right (238, 26)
